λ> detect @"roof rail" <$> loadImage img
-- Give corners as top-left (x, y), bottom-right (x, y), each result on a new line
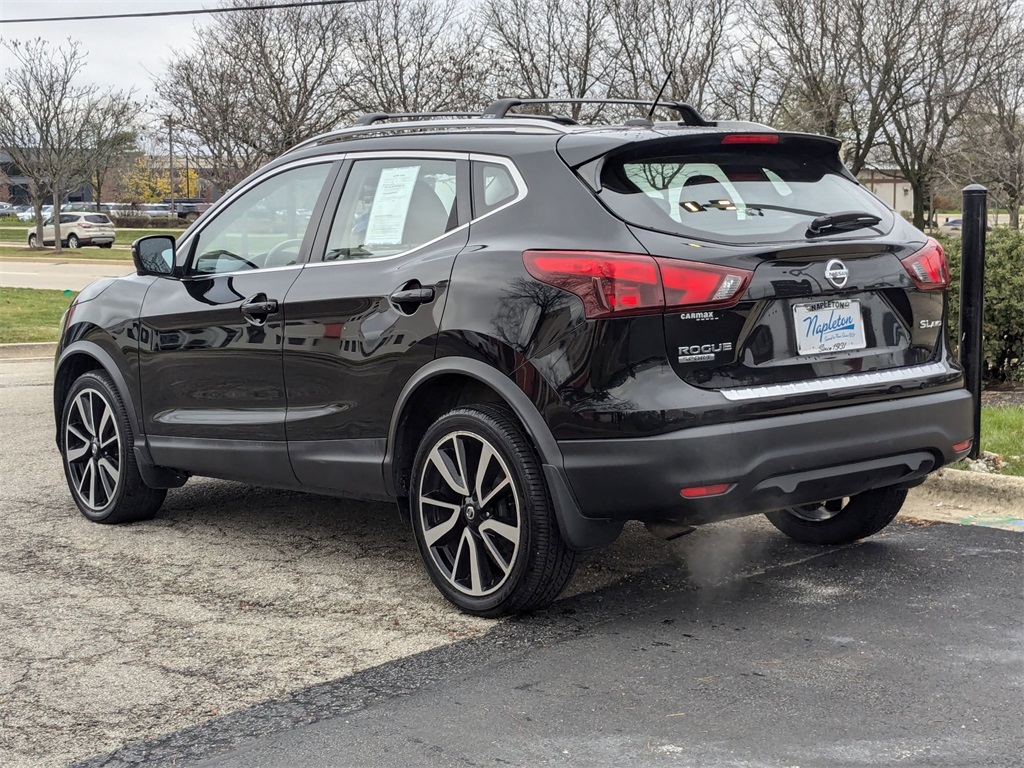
top-left (482, 98), bottom-right (711, 127)
top-left (353, 111), bottom-right (482, 126)
top-left (285, 117), bottom-right (571, 154)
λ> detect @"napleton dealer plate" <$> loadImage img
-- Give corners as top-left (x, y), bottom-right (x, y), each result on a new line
top-left (792, 298), bottom-right (867, 355)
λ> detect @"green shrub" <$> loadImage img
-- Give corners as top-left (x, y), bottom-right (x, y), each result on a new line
top-left (937, 228), bottom-right (1024, 383)
top-left (111, 215), bottom-right (186, 228)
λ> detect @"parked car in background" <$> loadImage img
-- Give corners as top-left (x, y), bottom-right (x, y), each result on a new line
top-left (0, 202), bottom-right (14, 215)
top-left (27, 212), bottom-right (116, 248)
top-left (939, 218), bottom-right (962, 232)
top-left (18, 205), bottom-right (53, 222)
top-left (165, 197), bottom-right (213, 222)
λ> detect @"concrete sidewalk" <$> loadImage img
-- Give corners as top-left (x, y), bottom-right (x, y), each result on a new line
top-left (0, 259), bottom-right (132, 291)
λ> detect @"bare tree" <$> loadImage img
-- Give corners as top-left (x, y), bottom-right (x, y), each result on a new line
top-left (939, 14), bottom-right (1024, 228)
top-left (0, 38), bottom-right (137, 251)
top-left (483, 0), bottom-right (614, 121)
top-left (604, 0), bottom-right (733, 114)
top-left (881, 0), bottom-right (1014, 228)
top-left (156, 0), bottom-right (354, 190)
top-left (344, 0), bottom-right (490, 113)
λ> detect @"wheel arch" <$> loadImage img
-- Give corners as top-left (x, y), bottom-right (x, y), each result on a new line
top-left (384, 356), bottom-right (561, 499)
top-left (384, 356), bottom-right (623, 551)
top-left (54, 342), bottom-right (140, 447)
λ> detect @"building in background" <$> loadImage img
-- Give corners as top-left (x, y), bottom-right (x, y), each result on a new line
top-left (857, 166), bottom-right (915, 216)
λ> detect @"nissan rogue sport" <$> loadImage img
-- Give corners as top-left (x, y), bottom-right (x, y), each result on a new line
top-left (53, 99), bottom-right (973, 616)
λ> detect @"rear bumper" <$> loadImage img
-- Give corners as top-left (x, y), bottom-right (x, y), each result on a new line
top-left (558, 388), bottom-right (973, 524)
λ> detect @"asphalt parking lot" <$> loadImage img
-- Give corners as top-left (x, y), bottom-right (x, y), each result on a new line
top-left (2, 357), bottom-right (1021, 767)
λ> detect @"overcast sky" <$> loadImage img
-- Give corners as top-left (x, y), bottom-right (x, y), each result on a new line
top-left (0, 0), bottom-right (212, 101)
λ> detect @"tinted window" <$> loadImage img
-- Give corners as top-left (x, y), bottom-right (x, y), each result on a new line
top-left (473, 161), bottom-right (518, 216)
top-left (85, 215), bottom-right (111, 224)
top-left (191, 163), bottom-right (331, 275)
top-left (60, 214), bottom-right (77, 224)
top-left (598, 146), bottom-right (892, 244)
top-left (322, 158), bottom-right (457, 262)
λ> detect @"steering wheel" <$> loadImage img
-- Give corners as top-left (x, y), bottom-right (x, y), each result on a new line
top-left (264, 238), bottom-right (304, 267)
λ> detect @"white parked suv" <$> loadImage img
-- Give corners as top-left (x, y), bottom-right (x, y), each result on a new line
top-left (26, 212), bottom-right (116, 248)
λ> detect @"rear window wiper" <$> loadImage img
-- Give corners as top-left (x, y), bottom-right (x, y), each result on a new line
top-left (806, 211), bottom-right (882, 237)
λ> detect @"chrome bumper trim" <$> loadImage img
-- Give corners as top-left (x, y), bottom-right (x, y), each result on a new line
top-left (720, 362), bottom-right (949, 401)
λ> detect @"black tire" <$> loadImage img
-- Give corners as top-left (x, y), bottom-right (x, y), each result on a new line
top-left (764, 487), bottom-right (907, 545)
top-left (27, 233), bottom-right (36, 247)
top-left (99, 243), bottom-right (113, 249)
top-left (67, 234), bottom-right (80, 248)
top-left (60, 371), bottom-right (166, 524)
top-left (411, 404), bottom-right (577, 617)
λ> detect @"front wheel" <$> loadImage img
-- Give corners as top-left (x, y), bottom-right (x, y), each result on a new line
top-left (27, 233), bottom-right (37, 248)
top-left (61, 371), bottom-right (166, 523)
top-left (411, 404), bottom-right (577, 617)
top-left (764, 487), bottom-right (907, 545)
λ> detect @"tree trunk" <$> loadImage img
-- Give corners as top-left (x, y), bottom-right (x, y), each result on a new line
top-left (31, 197), bottom-right (45, 249)
top-left (52, 189), bottom-right (62, 253)
top-left (1009, 197), bottom-right (1021, 229)
top-left (912, 181), bottom-right (927, 229)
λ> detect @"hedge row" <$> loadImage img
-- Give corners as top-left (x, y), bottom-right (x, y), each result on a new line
top-left (110, 216), bottom-right (189, 228)
top-left (937, 228), bottom-right (1024, 383)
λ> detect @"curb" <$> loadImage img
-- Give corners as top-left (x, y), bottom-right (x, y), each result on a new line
top-left (0, 342), bottom-right (57, 360)
top-left (919, 467), bottom-right (1024, 503)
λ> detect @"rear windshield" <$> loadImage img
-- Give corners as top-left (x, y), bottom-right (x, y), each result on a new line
top-left (85, 215), bottom-right (112, 224)
top-left (597, 146), bottom-right (892, 245)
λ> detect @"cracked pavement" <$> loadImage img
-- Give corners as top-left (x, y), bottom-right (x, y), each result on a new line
top-left (1, 359), bottom-right (1020, 767)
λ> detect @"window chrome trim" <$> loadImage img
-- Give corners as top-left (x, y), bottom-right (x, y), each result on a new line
top-left (719, 362), bottom-right (949, 401)
top-left (305, 153), bottom-right (528, 269)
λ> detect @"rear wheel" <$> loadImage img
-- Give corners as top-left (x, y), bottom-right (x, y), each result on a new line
top-left (61, 371), bottom-right (166, 523)
top-left (67, 233), bottom-right (80, 248)
top-left (99, 243), bottom-right (113, 249)
top-left (764, 487), bottom-right (907, 545)
top-left (411, 404), bottom-right (577, 617)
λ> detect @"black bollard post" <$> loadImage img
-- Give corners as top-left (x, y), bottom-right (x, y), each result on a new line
top-left (958, 184), bottom-right (987, 460)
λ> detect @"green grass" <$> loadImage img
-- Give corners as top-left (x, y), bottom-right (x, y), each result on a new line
top-left (976, 405), bottom-right (1024, 477)
top-left (0, 243), bottom-right (131, 260)
top-left (0, 287), bottom-right (78, 343)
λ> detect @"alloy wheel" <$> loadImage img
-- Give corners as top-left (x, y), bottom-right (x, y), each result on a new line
top-left (418, 430), bottom-right (522, 597)
top-left (64, 388), bottom-right (122, 510)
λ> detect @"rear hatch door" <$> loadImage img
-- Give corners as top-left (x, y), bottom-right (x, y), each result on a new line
top-left (563, 130), bottom-right (952, 397)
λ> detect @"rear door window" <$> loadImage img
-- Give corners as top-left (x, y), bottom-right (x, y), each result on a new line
top-left (321, 158), bottom-right (459, 261)
top-left (598, 144), bottom-right (892, 244)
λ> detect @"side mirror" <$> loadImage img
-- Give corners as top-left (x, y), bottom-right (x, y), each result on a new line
top-left (132, 235), bottom-right (177, 277)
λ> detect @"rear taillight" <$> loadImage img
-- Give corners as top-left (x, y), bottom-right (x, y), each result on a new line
top-left (80, 223), bottom-right (92, 229)
top-left (900, 238), bottom-right (949, 290)
top-left (522, 250), bottom-right (752, 319)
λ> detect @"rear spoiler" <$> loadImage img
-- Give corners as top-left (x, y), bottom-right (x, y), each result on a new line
top-left (555, 129), bottom-right (843, 168)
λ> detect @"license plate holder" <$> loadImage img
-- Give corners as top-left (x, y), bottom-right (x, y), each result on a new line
top-left (792, 299), bottom-right (867, 355)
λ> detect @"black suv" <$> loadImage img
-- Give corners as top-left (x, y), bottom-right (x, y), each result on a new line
top-left (54, 99), bottom-right (972, 616)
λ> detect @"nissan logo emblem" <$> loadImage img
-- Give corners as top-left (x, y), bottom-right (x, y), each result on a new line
top-left (824, 259), bottom-right (849, 289)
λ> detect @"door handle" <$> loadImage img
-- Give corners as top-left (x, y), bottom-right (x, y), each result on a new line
top-left (240, 294), bottom-right (279, 325)
top-left (389, 286), bottom-right (435, 305)
top-left (241, 299), bottom-right (278, 314)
